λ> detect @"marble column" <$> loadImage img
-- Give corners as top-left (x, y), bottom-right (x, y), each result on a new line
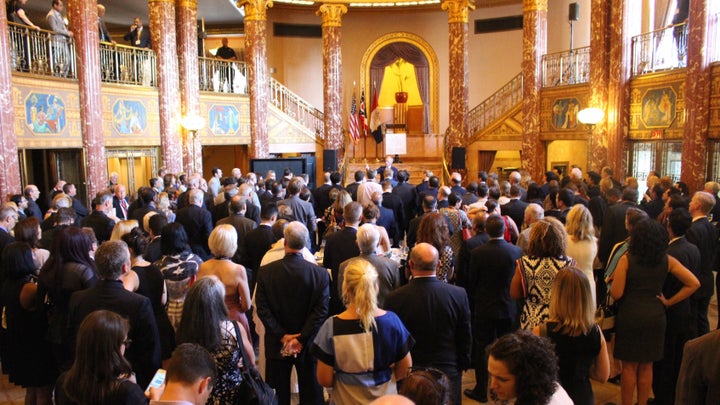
top-left (316, 4), bottom-right (346, 154)
top-left (681, 0), bottom-right (710, 192)
top-left (521, 0), bottom-right (547, 181)
top-left (68, 0), bottom-right (106, 199)
top-left (587, 0), bottom-right (611, 172)
top-left (0, 3), bottom-right (21, 199)
top-left (150, 0), bottom-right (183, 174)
top-left (442, 0), bottom-right (474, 166)
top-left (176, 0), bottom-right (202, 175)
top-left (606, 0), bottom-right (632, 179)
top-left (239, 0), bottom-right (273, 159)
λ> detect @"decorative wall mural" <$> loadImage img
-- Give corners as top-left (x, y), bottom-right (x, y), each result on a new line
top-left (641, 88), bottom-right (677, 128)
top-left (551, 98), bottom-right (580, 130)
top-left (209, 105), bottom-right (239, 135)
top-left (113, 100), bottom-right (147, 134)
top-left (25, 93), bottom-right (66, 133)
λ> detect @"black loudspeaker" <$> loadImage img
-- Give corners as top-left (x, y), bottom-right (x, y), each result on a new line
top-left (569, 2), bottom-right (579, 21)
top-left (451, 147), bottom-right (466, 170)
top-left (323, 149), bottom-right (338, 172)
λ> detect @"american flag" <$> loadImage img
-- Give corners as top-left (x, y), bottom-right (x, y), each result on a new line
top-left (348, 90), bottom-right (360, 143)
top-left (359, 88), bottom-right (369, 135)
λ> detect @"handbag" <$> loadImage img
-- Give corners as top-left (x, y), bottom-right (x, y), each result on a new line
top-left (462, 226), bottom-right (472, 241)
top-left (232, 321), bottom-right (278, 405)
top-left (595, 293), bottom-right (616, 333)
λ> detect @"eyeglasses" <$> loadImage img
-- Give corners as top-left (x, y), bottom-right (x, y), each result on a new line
top-left (122, 338), bottom-right (132, 349)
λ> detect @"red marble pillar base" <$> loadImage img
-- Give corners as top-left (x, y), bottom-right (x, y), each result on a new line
top-left (0, 3), bottom-right (21, 199)
top-left (521, 0), bottom-right (547, 181)
top-left (176, 0), bottom-right (201, 175)
top-left (681, 0), bottom-right (710, 192)
top-left (68, 0), bottom-right (106, 199)
top-left (150, 0), bottom-right (183, 174)
top-left (245, 19), bottom-right (269, 159)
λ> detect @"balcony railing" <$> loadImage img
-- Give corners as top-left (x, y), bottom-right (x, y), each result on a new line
top-left (9, 22), bottom-right (76, 78)
top-left (269, 77), bottom-right (324, 139)
top-left (631, 22), bottom-right (687, 76)
top-left (100, 43), bottom-right (157, 86)
top-left (710, 13), bottom-right (720, 63)
top-left (199, 58), bottom-right (248, 94)
top-left (541, 46), bottom-right (590, 87)
top-left (468, 73), bottom-right (523, 136)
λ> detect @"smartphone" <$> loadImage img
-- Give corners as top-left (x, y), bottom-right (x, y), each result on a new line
top-left (145, 368), bottom-right (166, 395)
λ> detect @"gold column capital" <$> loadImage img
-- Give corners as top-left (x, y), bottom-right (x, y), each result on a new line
top-left (237, 0), bottom-right (273, 21)
top-left (441, 0), bottom-right (475, 24)
top-left (176, 0), bottom-right (197, 9)
top-left (316, 4), bottom-right (347, 27)
top-left (523, 0), bottom-right (548, 13)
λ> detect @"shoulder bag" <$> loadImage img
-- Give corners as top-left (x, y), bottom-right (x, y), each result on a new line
top-left (232, 321), bottom-right (278, 405)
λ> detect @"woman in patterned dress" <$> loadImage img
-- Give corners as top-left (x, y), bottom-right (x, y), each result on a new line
top-left (511, 217), bottom-right (573, 330)
top-left (176, 276), bottom-right (255, 405)
top-left (417, 212), bottom-right (454, 283)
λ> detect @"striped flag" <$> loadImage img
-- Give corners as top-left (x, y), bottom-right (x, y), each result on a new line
top-left (348, 90), bottom-right (360, 143)
top-left (369, 84), bottom-right (379, 131)
top-left (359, 88), bottom-right (369, 136)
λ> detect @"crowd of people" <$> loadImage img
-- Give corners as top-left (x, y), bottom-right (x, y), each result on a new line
top-left (0, 157), bottom-right (718, 405)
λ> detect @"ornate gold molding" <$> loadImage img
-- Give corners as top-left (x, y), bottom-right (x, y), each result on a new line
top-left (316, 4), bottom-right (347, 27)
top-left (149, 0), bottom-right (175, 4)
top-left (237, 0), bottom-right (273, 21)
top-left (176, 0), bottom-right (197, 9)
top-left (441, 0), bottom-right (476, 24)
top-left (360, 32), bottom-right (440, 134)
top-left (523, 0), bottom-right (547, 13)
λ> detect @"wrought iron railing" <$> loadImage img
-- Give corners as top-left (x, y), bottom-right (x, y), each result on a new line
top-left (468, 73), bottom-right (523, 135)
top-left (8, 22), bottom-right (76, 78)
top-left (631, 22), bottom-right (687, 76)
top-left (710, 13), bottom-right (720, 63)
top-left (541, 46), bottom-right (590, 87)
top-left (269, 77), bottom-right (324, 139)
top-left (100, 42), bottom-right (157, 86)
top-left (198, 58), bottom-right (248, 94)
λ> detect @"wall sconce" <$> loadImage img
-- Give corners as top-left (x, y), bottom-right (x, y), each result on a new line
top-left (577, 107), bottom-right (604, 132)
top-left (181, 115), bottom-right (206, 174)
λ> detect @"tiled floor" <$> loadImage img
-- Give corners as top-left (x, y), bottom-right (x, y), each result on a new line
top-left (1, 300), bottom-right (716, 405)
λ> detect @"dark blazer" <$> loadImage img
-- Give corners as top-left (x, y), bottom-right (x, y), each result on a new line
top-left (245, 202), bottom-right (261, 225)
top-left (377, 165), bottom-right (398, 180)
top-left (345, 182), bottom-right (361, 202)
top-left (67, 279), bottom-right (161, 388)
top-left (385, 277), bottom-right (472, 377)
top-left (26, 200), bottom-right (43, 224)
top-left (598, 201), bottom-right (636, 266)
top-left (456, 232), bottom-right (489, 294)
top-left (376, 205), bottom-right (399, 245)
top-left (313, 184), bottom-right (333, 217)
top-left (451, 185), bottom-right (467, 196)
top-left (255, 253), bottom-right (329, 360)
top-left (666, 237), bottom-right (700, 326)
top-left (338, 254), bottom-right (400, 307)
top-left (323, 227), bottom-right (359, 315)
top-left (130, 205), bottom-right (158, 232)
top-left (501, 198), bottom-right (529, 229)
top-left (144, 236), bottom-right (162, 263)
top-left (685, 217), bottom-right (718, 299)
top-left (81, 210), bottom-right (115, 244)
top-left (468, 238), bottom-right (522, 319)
top-left (217, 214), bottom-right (257, 264)
top-left (175, 205), bottom-right (213, 260)
top-left (244, 224), bottom-right (276, 278)
top-left (278, 195), bottom-right (317, 233)
top-left (212, 198), bottom-right (231, 224)
top-left (393, 182), bottom-right (417, 226)
top-left (383, 192), bottom-right (406, 233)
top-left (113, 196), bottom-right (130, 220)
top-left (675, 330), bottom-right (720, 404)
top-left (123, 26), bottom-right (151, 48)
top-left (71, 198), bottom-right (88, 218)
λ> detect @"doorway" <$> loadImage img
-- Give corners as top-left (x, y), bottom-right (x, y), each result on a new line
top-left (106, 148), bottom-right (159, 195)
top-left (20, 148), bottom-right (86, 210)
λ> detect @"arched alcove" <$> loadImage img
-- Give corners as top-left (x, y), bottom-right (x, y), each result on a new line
top-left (361, 32), bottom-right (439, 135)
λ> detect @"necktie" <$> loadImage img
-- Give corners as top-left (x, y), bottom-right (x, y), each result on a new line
top-left (121, 199), bottom-right (128, 218)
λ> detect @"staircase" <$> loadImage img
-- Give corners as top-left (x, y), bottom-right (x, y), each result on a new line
top-left (467, 73), bottom-right (523, 140)
top-left (269, 77), bottom-right (324, 142)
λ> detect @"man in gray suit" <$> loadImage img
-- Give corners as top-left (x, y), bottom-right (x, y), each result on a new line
top-left (46, 0), bottom-right (73, 77)
top-left (277, 177), bottom-right (317, 235)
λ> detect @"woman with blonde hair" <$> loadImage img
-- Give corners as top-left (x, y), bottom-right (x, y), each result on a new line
top-left (534, 268), bottom-right (609, 405)
top-left (157, 192), bottom-right (175, 223)
top-left (510, 217), bottom-right (573, 330)
top-left (197, 224), bottom-right (251, 336)
top-left (565, 204), bottom-right (598, 306)
top-left (312, 260), bottom-right (414, 403)
top-left (109, 220), bottom-right (140, 291)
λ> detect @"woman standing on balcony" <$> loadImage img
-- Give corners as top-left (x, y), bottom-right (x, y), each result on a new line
top-left (9, 0), bottom-right (40, 29)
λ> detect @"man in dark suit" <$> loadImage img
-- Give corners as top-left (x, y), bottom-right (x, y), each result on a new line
top-left (345, 170), bottom-right (364, 202)
top-left (81, 189), bottom-right (116, 244)
top-left (24, 184), bottom-right (43, 224)
top-left (653, 208), bottom-right (701, 405)
top-left (123, 17), bottom-right (151, 48)
top-left (376, 155), bottom-right (398, 181)
top-left (0, 205), bottom-right (17, 258)
top-left (67, 240), bottom-right (161, 388)
top-left (255, 221), bottom-right (329, 405)
top-left (417, 176), bottom-right (440, 215)
top-left (450, 172), bottom-right (466, 196)
top-left (244, 204), bottom-right (278, 291)
top-left (218, 195), bottom-right (257, 265)
top-left (381, 181), bottom-right (405, 241)
top-left (323, 201), bottom-right (361, 315)
top-left (501, 185), bottom-right (529, 229)
top-left (175, 189), bottom-right (213, 260)
top-left (312, 172), bottom-right (333, 217)
top-left (238, 183), bottom-right (261, 225)
top-left (144, 213), bottom-right (167, 263)
top-left (407, 195), bottom-right (453, 248)
top-left (393, 170), bottom-right (417, 234)
top-left (130, 187), bottom-right (158, 232)
top-left (685, 191), bottom-right (718, 337)
top-left (277, 177), bottom-right (316, 235)
top-left (675, 329), bottom-right (720, 404)
top-left (462, 182), bottom-right (480, 207)
top-left (338, 224), bottom-right (401, 307)
top-left (62, 183), bottom-right (88, 219)
top-left (385, 242), bottom-right (472, 405)
top-left (456, 213), bottom-right (489, 298)
top-left (112, 184), bottom-right (130, 221)
top-left (371, 192), bottom-right (399, 246)
top-left (598, 187), bottom-right (639, 267)
top-left (464, 215), bottom-right (522, 403)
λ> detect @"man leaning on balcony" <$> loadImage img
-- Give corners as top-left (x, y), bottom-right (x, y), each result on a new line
top-left (46, 0), bottom-right (73, 77)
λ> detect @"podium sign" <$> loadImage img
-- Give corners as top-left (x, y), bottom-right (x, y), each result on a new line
top-left (385, 132), bottom-right (407, 155)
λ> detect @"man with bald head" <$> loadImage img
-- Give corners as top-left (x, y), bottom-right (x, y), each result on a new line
top-left (385, 243), bottom-right (472, 405)
top-left (175, 188), bottom-right (213, 260)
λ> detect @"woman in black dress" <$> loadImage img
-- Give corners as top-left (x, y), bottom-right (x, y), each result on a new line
top-left (0, 242), bottom-right (57, 405)
top-left (535, 267), bottom-right (609, 405)
top-left (609, 220), bottom-right (699, 405)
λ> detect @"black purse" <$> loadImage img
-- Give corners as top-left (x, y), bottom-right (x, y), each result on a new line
top-left (595, 293), bottom-right (617, 333)
top-left (231, 321), bottom-right (278, 405)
